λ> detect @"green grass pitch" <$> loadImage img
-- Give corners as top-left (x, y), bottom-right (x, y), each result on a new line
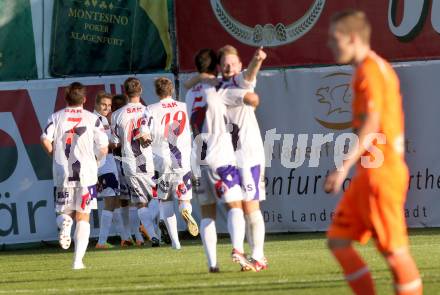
top-left (1, 229), bottom-right (439, 294)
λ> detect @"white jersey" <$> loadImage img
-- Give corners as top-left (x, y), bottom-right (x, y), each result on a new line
top-left (185, 83), bottom-right (236, 171)
top-left (41, 106), bottom-right (108, 187)
top-left (111, 102), bottom-right (154, 177)
top-left (147, 97), bottom-right (192, 173)
top-left (94, 111), bottom-right (118, 176)
top-left (217, 73), bottom-right (265, 168)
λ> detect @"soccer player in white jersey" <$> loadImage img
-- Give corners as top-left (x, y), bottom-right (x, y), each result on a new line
top-left (185, 46), bottom-right (267, 271)
top-left (216, 45), bottom-right (267, 271)
top-left (111, 77), bottom-right (160, 247)
top-left (41, 82), bottom-right (108, 269)
top-left (93, 91), bottom-right (131, 248)
top-left (111, 94), bottom-right (146, 247)
top-left (185, 49), bottom-right (259, 272)
top-left (145, 77), bottom-right (199, 250)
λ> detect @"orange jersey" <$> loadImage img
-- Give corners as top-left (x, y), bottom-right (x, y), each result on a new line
top-left (352, 51), bottom-right (409, 185)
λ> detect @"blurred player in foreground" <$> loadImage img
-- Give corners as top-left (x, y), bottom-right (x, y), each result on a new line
top-left (324, 10), bottom-right (422, 295)
top-left (41, 82), bottom-right (108, 269)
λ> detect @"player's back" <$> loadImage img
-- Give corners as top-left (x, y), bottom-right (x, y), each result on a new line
top-left (353, 52), bottom-right (408, 179)
top-left (186, 83), bottom-right (236, 169)
top-left (48, 107), bottom-right (106, 187)
top-left (148, 98), bottom-right (191, 172)
top-left (217, 75), bottom-right (265, 168)
top-left (111, 102), bottom-right (154, 176)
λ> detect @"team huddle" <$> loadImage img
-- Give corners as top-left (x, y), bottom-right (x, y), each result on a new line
top-left (41, 43), bottom-right (268, 272)
top-left (40, 9), bottom-right (423, 294)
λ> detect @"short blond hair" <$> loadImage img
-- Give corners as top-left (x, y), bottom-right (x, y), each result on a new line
top-left (218, 45), bottom-right (240, 62)
top-left (331, 10), bottom-right (371, 44)
top-left (155, 77), bottom-right (174, 98)
top-left (124, 77), bottom-right (142, 98)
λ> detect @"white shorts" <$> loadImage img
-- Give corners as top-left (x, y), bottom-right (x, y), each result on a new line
top-left (97, 173), bottom-right (119, 198)
top-left (197, 165), bottom-right (242, 206)
top-left (240, 164), bottom-right (266, 202)
top-left (54, 185), bottom-right (98, 214)
top-left (154, 170), bottom-right (193, 201)
top-left (126, 173), bottom-right (155, 204)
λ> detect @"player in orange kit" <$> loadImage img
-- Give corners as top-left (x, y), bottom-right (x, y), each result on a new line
top-left (324, 10), bottom-right (422, 295)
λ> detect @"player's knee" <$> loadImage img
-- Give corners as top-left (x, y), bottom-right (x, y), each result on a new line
top-left (242, 200), bottom-right (260, 215)
top-left (201, 204), bottom-right (216, 219)
top-left (120, 199), bottom-right (129, 207)
top-left (75, 212), bottom-right (90, 223)
top-left (226, 201), bottom-right (242, 210)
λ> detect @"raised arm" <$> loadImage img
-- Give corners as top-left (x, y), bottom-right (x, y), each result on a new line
top-left (243, 47), bottom-right (267, 82)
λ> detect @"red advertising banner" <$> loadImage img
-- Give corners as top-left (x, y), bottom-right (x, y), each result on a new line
top-left (175, 0), bottom-right (440, 71)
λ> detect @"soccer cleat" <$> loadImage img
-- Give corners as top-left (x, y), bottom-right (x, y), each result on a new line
top-left (135, 239), bottom-right (144, 246)
top-left (120, 239), bottom-right (135, 247)
top-left (151, 237), bottom-right (160, 247)
top-left (158, 219), bottom-right (172, 245)
top-left (231, 248), bottom-right (253, 269)
top-left (72, 261), bottom-right (86, 270)
top-left (181, 208), bottom-right (199, 236)
top-left (95, 242), bottom-right (115, 249)
top-left (241, 257), bottom-right (266, 272)
top-left (59, 218), bottom-right (73, 250)
top-left (209, 266), bottom-right (220, 273)
top-left (139, 224), bottom-right (150, 240)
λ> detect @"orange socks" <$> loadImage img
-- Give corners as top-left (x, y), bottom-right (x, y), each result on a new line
top-left (385, 249), bottom-right (422, 295)
top-left (331, 246), bottom-right (375, 295)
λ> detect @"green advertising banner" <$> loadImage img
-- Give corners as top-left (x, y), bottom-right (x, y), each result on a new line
top-left (0, 0), bottom-right (38, 81)
top-left (50, 0), bottom-right (173, 77)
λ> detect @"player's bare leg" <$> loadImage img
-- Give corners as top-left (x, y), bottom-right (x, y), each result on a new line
top-left (328, 238), bottom-right (375, 294)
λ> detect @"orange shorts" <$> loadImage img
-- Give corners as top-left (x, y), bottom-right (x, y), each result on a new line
top-left (327, 172), bottom-right (408, 253)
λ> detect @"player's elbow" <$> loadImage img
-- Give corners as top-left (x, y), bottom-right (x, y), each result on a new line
top-left (40, 138), bottom-right (53, 156)
top-left (244, 92), bottom-right (259, 107)
top-left (100, 146), bottom-right (109, 158)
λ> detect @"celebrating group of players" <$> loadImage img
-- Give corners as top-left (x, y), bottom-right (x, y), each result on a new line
top-left (41, 42), bottom-right (268, 272)
top-left (40, 8), bottom-right (423, 294)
